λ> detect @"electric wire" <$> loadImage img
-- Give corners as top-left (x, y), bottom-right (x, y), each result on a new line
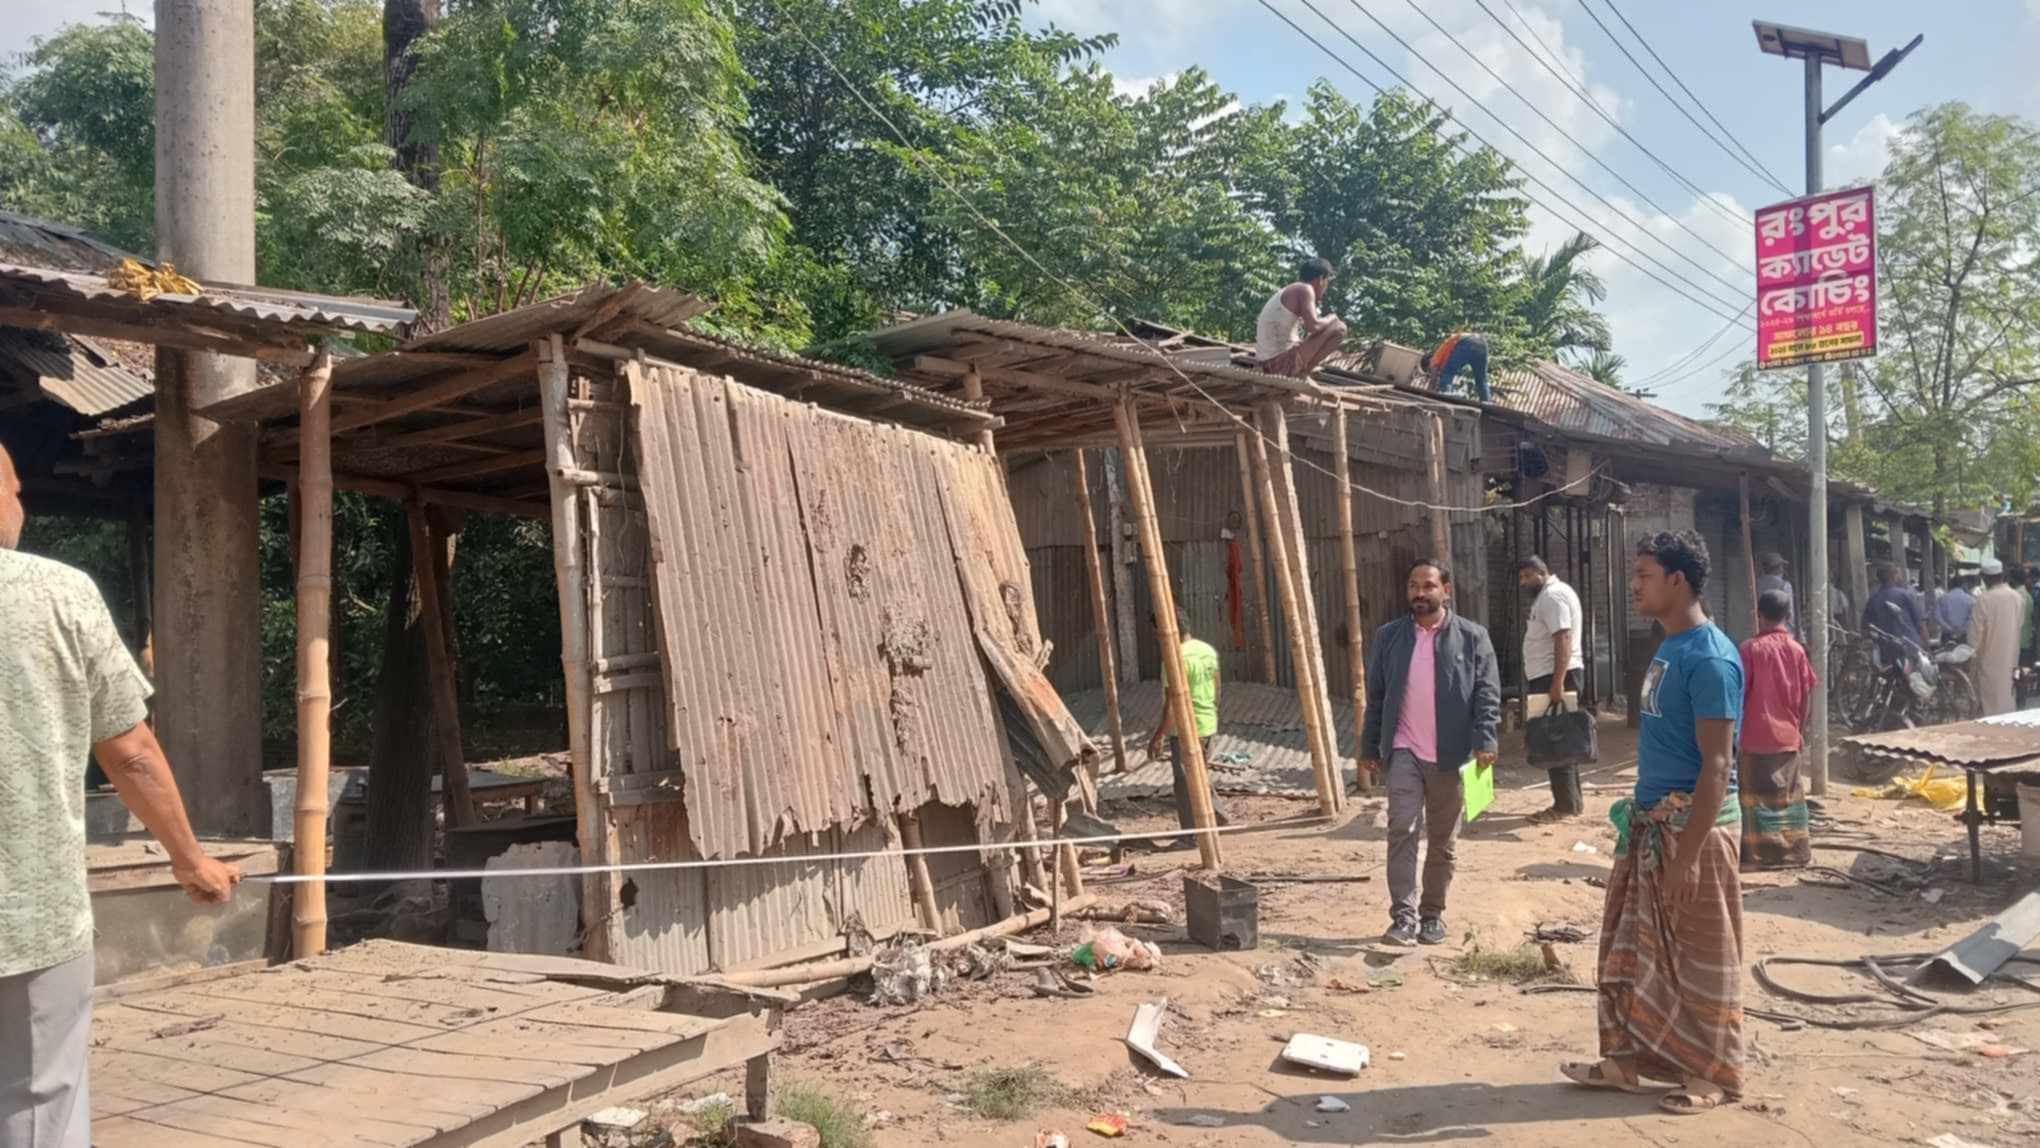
top-left (1484, 0), bottom-right (1751, 230)
top-left (1577, 0), bottom-right (1795, 197)
top-left (1625, 301), bottom-right (1753, 388)
top-left (1599, 0), bottom-right (1792, 193)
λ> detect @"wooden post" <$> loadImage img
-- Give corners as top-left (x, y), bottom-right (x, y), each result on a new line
top-left (1053, 799), bottom-right (1084, 902)
top-left (291, 348), bottom-right (334, 959)
top-left (1424, 413), bottom-right (1451, 563)
top-left (1739, 473), bottom-right (1760, 636)
top-left (1071, 450), bottom-right (1128, 776)
top-left (1843, 502), bottom-right (1870, 630)
top-left (1102, 450), bottom-right (1141, 686)
top-left (897, 810), bottom-right (943, 933)
top-left (1114, 396), bottom-right (1222, 868)
top-left (407, 502), bottom-right (476, 826)
top-left (1330, 408), bottom-right (1367, 784)
top-left (1233, 432), bottom-right (1280, 684)
top-left (539, 336), bottom-right (620, 960)
top-left (1247, 405), bottom-right (1341, 815)
top-left (962, 363), bottom-right (995, 453)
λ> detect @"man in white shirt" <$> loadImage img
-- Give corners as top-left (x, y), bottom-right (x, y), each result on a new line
top-left (1253, 256), bottom-right (1348, 379)
top-left (1519, 555), bottom-right (1587, 818)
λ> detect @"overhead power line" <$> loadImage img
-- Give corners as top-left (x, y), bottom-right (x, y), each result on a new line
top-left (1626, 301), bottom-right (1752, 388)
top-left (1262, 0), bottom-right (1751, 325)
top-left (1484, 0), bottom-right (1751, 230)
top-left (1334, 0), bottom-right (1751, 307)
top-left (1396, 0), bottom-right (1751, 284)
top-left (1578, 0), bottom-right (1795, 197)
top-left (1599, 0), bottom-right (1790, 194)
top-left (1645, 335), bottom-right (1749, 397)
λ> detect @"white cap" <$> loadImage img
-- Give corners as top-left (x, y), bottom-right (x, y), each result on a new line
top-left (1982, 558), bottom-right (2004, 575)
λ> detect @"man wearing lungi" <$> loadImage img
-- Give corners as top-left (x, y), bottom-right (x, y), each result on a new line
top-left (1737, 590), bottom-right (1815, 869)
top-left (1563, 529), bottom-right (1744, 1116)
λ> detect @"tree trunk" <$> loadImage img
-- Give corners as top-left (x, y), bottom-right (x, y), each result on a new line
top-left (360, 509), bottom-right (447, 882)
top-left (385, 1), bottom-right (448, 330)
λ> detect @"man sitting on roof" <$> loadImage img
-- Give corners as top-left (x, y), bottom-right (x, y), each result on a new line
top-left (1254, 257), bottom-right (1348, 379)
top-left (1424, 331), bottom-right (1491, 403)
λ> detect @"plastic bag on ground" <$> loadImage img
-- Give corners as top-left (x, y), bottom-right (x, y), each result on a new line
top-left (1070, 924), bottom-right (1162, 972)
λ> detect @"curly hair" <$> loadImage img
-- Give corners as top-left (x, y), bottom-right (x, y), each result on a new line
top-left (1636, 530), bottom-right (1709, 597)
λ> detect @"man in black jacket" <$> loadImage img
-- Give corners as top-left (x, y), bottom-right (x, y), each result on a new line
top-left (1359, 559), bottom-right (1501, 946)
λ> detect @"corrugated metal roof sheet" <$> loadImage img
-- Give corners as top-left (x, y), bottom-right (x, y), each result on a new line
top-left (0, 263), bottom-right (414, 337)
top-left (1487, 359), bottom-right (1757, 453)
top-left (0, 328), bottom-right (151, 415)
top-left (0, 210), bottom-right (134, 273)
top-left (1845, 710), bottom-right (2040, 768)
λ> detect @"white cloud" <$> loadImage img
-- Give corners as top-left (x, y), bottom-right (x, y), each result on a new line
top-left (1033, 0), bottom-right (1241, 52)
top-left (1111, 71), bottom-right (1178, 100)
top-left (1826, 113), bottom-right (1898, 188)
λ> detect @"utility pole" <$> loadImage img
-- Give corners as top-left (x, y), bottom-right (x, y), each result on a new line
top-left (1755, 22), bottom-right (1921, 796)
top-left (154, 0), bottom-right (265, 833)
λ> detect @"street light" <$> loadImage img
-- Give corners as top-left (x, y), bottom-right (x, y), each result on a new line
top-left (1752, 21), bottom-right (1922, 797)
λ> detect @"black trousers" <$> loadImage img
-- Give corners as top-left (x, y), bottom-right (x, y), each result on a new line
top-left (1527, 669), bottom-right (1585, 813)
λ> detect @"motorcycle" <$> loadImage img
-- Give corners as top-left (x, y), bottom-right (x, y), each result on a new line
top-left (1856, 618), bottom-right (1940, 732)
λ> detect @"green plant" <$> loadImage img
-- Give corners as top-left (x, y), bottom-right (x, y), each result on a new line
top-left (1448, 938), bottom-right (1575, 985)
top-left (677, 1094), bottom-right (739, 1147)
top-left (777, 1083), bottom-right (874, 1148)
top-left (958, 1063), bottom-right (1073, 1122)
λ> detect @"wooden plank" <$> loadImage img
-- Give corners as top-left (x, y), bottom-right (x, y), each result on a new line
top-left (103, 1013), bottom-right (384, 1062)
top-left (1070, 450), bottom-right (1126, 777)
top-left (145, 1094), bottom-right (430, 1148)
top-left (97, 1029), bottom-right (325, 1077)
top-left (236, 1065), bottom-right (503, 1126)
top-left (176, 978), bottom-right (510, 1031)
top-left (91, 1078), bottom-right (205, 1120)
top-left (322, 352), bottom-right (538, 436)
top-left (412, 1018), bottom-right (668, 1062)
top-left (403, 448), bottom-right (547, 486)
top-left (92, 1115), bottom-right (270, 1148)
top-left (257, 464), bottom-right (547, 519)
top-left (370, 407), bottom-right (546, 451)
top-left (251, 966), bottom-right (603, 1013)
top-left (517, 1000), bottom-right (723, 1038)
top-left (1235, 432), bottom-right (1280, 683)
top-left (117, 989), bottom-right (447, 1045)
top-left (91, 1048), bottom-right (268, 1094)
top-left (342, 1045), bottom-right (589, 1089)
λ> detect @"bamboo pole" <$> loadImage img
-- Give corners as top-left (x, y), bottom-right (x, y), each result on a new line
top-left (1251, 404), bottom-right (1341, 815)
top-left (1113, 395), bottom-right (1222, 869)
top-left (1330, 409), bottom-right (1367, 789)
top-left (897, 810), bottom-right (943, 933)
top-left (1071, 450), bottom-right (1128, 776)
top-left (1424, 413), bottom-right (1452, 564)
top-left (407, 503), bottom-right (476, 826)
top-left (1739, 473), bottom-right (1760, 636)
top-left (717, 895), bottom-right (1099, 989)
top-left (291, 348), bottom-right (333, 959)
top-left (1102, 451), bottom-right (1141, 686)
top-left (1053, 800), bottom-right (1085, 905)
top-left (1234, 432), bottom-right (1279, 684)
top-left (539, 335), bottom-right (620, 960)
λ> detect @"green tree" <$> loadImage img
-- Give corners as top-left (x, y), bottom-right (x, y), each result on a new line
top-left (3, 16), bottom-right (156, 250)
top-left (1518, 232), bottom-right (1611, 362)
top-left (1574, 348), bottom-right (1626, 389)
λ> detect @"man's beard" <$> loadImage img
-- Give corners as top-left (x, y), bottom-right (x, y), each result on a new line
top-left (1410, 599), bottom-right (1440, 616)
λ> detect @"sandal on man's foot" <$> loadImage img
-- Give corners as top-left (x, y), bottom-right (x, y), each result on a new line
top-left (1657, 1083), bottom-right (1727, 1115)
top-left (1559, 1060), bottom-right (1651, 1094)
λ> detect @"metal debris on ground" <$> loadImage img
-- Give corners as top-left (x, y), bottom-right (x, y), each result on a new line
top-left (1530, 924), bottom-right (1591, 944)
top-left (1125, 999), bottom-right (1191, 1079)
top-left (1918, 892), bottom-right (2040, 985)
top-left (1314, 1096), bottom-right (1351, 1113)
top-left (1031, 968), bottom-right (1096, 999)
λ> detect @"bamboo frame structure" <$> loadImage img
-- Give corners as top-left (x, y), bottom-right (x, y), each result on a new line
top-left (1255, 402), bottom-right (1342, 814)
top-left (1424, 413), bottom-right (1452, 564)
top-left (897, 812), bottom-right (943, 932)
top-left (539, 334), bottom-right (622, 960)
top-left (1102, 451), bottom-right (1140, 687)
top-left (291, 348), bottom-right (333, 959)
top-left (1331, 409), bottom-right (1369, 789)
top-left (1234, 431), bottom-right (1279, 684)
top-left (1740, 473), bottom-right (1760, 634)
top-left (408, 503), bottom-right (476, 826)
top-left (1114, 395), bottom-right (1222, 869)
top-left (1070, 450), bottom-right (1128, 777)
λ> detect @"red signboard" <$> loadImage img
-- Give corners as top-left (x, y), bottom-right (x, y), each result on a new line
top-left (1754, 187), bottom-right (1876, 369)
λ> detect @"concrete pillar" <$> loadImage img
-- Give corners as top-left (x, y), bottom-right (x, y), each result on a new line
top-left (153, 0), bottom-right (265, 833)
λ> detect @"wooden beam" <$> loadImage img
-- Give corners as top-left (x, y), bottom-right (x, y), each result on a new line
top-left (256, 463), bottom-right (546, 519)
top-left (1251, 403), bottom-right (1342, 815)
top-left (1102, 450), bottom-right (1141, 687)
top-left (292, 349), bottom-right (334, 959)
top-left (1114, 394), bottom-right (1222, 869)
top-left (1424, 413), bottom-right (1451, 563)
top-left (1843, 501), bottom-right (1870, 641)
top-left (370, 407), bottom-right (546, 451)
top-left (1236, 432), bottom-right (1279, 684)
top-left (322, 352), bottom-right (538, 437)
top-left (1740, 472), bottom-right (1760, 635)
top-left (403, 448), bottom-right (548, 487)
top-left (1071, 449), bottom-right (1127, 778)
top-left (0, 303), bottom-right (313, 365)
top-left (542, 337), bottom-right (622, 961)
top-left (1331, 410), bottom-right (1368, 790)
top-left (408, 502), bottom-right (476, 827)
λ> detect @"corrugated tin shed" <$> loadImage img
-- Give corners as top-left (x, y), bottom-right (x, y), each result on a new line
top-left (0, 327), bottom-right (150, 415)
top-left (0, 262), bottom-right (414, 346)
top-left (1487, 359), bottom-right (1757, 453)
top-left (0, 209), bottom-right (132, 273)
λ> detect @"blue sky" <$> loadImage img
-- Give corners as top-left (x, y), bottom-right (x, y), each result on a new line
top-left (10, 2), bottom-right (2039, 416)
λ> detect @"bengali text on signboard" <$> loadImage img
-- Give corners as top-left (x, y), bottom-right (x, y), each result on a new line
top-left (1754, 187), bottom-right (1876, 370)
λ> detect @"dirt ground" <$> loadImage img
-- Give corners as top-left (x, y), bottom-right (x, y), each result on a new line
top-left (647, 719), bottom-right (2040, 1147)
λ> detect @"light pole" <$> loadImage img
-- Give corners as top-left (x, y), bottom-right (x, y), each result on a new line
top-left (1752, 22), bottom-right (1922, 795)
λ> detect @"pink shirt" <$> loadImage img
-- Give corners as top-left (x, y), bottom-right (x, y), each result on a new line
top-left (1392, 614), bottom-right (1445, 762)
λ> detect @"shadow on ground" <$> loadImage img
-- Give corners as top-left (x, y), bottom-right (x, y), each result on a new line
top-left (1155, 1080), bottom-right (1650, 1143)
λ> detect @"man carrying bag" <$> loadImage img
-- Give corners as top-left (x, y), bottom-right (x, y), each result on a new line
top-left (1518, 556), bottom-right (1594, 818)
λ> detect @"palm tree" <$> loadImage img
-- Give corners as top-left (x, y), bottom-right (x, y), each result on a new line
top-left (1575, 348), bottom-right (1627, 388)
top-left (1518, 231), bottom-right (1613, 359)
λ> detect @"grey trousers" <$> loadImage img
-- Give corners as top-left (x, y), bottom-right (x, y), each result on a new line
top-left (0, 950), bottom-right (94, 1148)
top-left (1386, 748), bottom-right (1466, 924)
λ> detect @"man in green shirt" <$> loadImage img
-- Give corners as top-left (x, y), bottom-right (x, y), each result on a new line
top-left (1145, 608), bottom-right (1227, 833)
top-left (1, 442), bottom-right (241, 1147)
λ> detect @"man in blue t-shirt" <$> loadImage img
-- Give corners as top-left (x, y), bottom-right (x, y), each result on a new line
top-left (1563, 530), bottom-right (1746, 1117)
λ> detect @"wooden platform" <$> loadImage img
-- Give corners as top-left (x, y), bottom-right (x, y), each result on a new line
top-left (88, 941), bottom-right (783, 1147)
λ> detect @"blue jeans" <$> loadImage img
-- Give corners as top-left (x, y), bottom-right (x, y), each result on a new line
top-left (1437, 335), bottom-right (1491, 402)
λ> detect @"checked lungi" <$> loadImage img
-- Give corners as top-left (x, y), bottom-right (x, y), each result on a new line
top-left (1738, 749), bottom-right (1811, 869)
top-left (1598, 794), bottom-right (1745, 1099)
